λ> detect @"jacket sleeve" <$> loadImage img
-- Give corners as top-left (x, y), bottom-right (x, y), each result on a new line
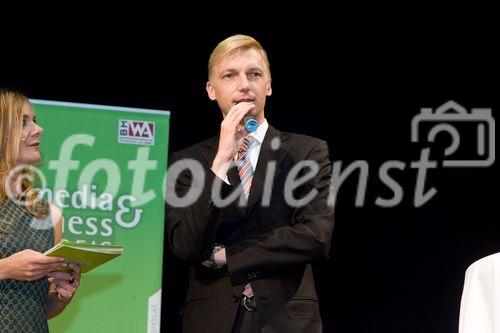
top-left (225, 140), bottom-right (334, 285)
top-left (165, 151), bottom-right (233, 263)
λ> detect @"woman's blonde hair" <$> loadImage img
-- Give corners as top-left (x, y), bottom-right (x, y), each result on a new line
top-left (208, 34), bottom-right (271, 80)
top-left (0, 88), bottom-right (47, 217)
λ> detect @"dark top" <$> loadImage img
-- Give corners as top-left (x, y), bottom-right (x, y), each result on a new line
top-left (0, 198), bottom-right (54, 333)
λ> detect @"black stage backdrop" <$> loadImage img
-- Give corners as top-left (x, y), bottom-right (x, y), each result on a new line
top-left (1, 1), bottom-right (497, 332)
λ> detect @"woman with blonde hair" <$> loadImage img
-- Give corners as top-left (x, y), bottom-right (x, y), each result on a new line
top-left (0, 88), bottom-right (80, 332)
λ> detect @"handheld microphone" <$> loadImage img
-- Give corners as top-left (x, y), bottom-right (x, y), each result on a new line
top-left (242, 115), bottom-right (259, 132)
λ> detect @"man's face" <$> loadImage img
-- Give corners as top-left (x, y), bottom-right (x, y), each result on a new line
top-left (206, 48), bottom-right (272, 123)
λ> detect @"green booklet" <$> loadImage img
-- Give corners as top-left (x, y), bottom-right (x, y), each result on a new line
top-left (44, 240), bottom-right (124, 273)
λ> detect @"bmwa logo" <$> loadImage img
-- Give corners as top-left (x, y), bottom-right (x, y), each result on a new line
top-left (118, 119), bottom-right (155, 146)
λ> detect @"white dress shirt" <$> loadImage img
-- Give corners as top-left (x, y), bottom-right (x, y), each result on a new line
top-left (459, 252), bottom-right (500, 333)
top-left (242, 118), bottom-right (269, 170)
top-left (220, 119), bottom-right (269, 184)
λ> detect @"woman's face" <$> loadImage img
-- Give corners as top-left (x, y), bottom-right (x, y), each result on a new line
top-left (17, 102), bottom-right (43, 166)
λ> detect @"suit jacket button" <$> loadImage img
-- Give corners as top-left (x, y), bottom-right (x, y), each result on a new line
top-left (207, 199), bottom-right (214, 209)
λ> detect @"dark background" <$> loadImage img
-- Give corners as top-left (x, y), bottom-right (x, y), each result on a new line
top-left (1, 1), bottom-right (497, 332)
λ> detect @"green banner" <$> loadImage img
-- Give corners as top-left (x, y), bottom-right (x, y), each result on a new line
top-left (31, 100), bottom-right (170, 333)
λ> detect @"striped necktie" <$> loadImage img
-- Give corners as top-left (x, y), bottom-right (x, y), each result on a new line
top-left (236, 136), bottom-right (257, 310)
top-left (235, 136), bottom-right (255, 200)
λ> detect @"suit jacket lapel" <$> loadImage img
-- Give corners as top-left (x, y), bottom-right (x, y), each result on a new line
top-left (201, 135), bottom-right (219, 167)
top-left (204, 134), bottom-right (246, 218)
top-left (201, 127), bottom-right (290, 219)
top-left (227, 164), bottom-right (242, 188)
top-left (245, 126), bottom-right (290, 217)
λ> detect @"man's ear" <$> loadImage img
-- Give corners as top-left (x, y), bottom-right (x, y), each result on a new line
top-left (266, 79), bottom-right (272, 96)
top-left (206, 81), bottom-right (217, 101)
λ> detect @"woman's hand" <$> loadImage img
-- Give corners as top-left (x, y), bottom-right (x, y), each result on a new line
top-left (0, 249), bottom-right (65, 281)
top-left (48, 263), bottom-right (81, 304)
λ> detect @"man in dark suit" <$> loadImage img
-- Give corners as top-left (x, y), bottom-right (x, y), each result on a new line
top-left (166, 34), bottom-right (334, 333)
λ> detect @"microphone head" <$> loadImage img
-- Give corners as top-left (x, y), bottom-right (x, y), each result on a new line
top-left (243, 117), bottom-right (259, 133)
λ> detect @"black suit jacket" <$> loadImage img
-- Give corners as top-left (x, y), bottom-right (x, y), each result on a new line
top-left (166, 126), bottom-right (334, 333)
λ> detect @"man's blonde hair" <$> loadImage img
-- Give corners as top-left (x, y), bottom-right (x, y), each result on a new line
top-left (208, 34), bottom-right (271, 80)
